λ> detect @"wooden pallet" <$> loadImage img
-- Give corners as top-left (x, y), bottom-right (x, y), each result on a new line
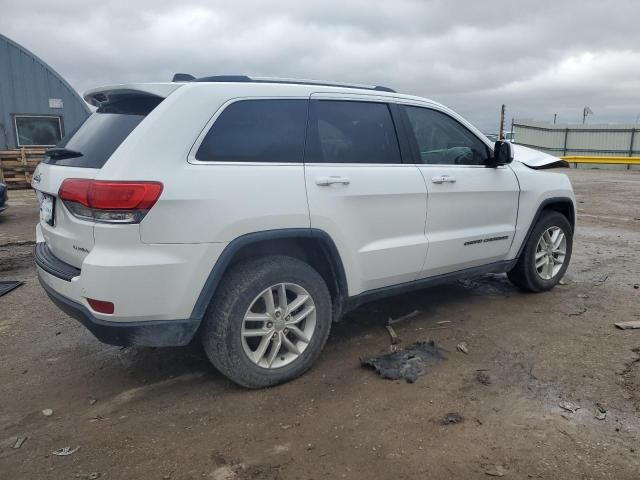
top-left (0, 148), bottom-right (47, 189)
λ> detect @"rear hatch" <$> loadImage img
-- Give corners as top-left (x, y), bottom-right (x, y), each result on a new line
top-left (32, 89), bottom-right (169, 268)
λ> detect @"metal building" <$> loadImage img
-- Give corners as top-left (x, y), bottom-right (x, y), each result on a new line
top-left (0, 34), bottom-right (90, 150)
top-left (512, 119), bottom-right (639, 158)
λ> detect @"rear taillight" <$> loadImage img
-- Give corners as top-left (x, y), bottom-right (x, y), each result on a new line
top-left (58, 179), bottom-right (163, 224)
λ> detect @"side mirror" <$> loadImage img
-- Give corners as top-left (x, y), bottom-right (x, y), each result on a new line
top-left (488, 141), bottom-right (514, 167)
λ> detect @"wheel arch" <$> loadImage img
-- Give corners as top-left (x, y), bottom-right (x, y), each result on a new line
top-left (542, 199), bottom-right (575, 230)
top-left (516, 196), bottom-right (575, 259)
top-left (189, 229), bottom-right (349, 326)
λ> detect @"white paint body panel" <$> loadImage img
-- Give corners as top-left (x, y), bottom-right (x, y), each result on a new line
top-left (506, 162), bottom-right (575, 260)
top-left (417, 164), bottom-right (520, 277)
top-left (305, 163), bottom-right (427, 294)
top-left (31, 162), bottom-right (96, 268)
top-left (512, 144), bottom-right (568, 168)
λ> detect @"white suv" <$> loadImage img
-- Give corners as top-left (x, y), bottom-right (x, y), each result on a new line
top-left (33, 76), bottom-right (575, 388)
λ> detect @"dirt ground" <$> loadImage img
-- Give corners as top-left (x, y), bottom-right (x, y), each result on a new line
top-left (1, 169), bottom-right (639, 480)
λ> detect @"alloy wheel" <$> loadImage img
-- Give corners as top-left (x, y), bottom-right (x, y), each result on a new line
top-left (241, 283), bottom-right (316, 369)
top-left (534, 226), bottom-right (567, 280)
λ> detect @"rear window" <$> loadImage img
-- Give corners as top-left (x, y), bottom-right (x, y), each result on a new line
top-left (195, 99), bottom-right (308, 163)
top-left (44, 95), bottom-right (162, 168)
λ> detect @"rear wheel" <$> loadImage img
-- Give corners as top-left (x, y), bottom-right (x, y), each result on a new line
top-left (201, 256), bottom-right (332, 388)
top-left (508, 211), bottom-right (573, 292)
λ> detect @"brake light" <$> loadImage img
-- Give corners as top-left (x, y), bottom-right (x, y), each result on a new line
top-left (58, 179), bottom-right (163, 223)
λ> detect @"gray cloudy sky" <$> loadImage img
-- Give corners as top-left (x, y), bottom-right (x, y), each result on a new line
top-left (2, 0), bottom-right (639, 131)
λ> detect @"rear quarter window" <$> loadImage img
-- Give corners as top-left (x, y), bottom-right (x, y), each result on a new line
top-left (195, 99), bottom-right (308, 163)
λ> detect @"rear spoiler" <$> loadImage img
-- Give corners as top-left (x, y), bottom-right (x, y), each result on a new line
top-left (83, 83), bottom-right (184, 107)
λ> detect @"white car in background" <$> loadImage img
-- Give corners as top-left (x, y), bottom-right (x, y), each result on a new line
top-left (485, 131), bottom-right (513, 142)
top-left (32, 75), bottom-right (575, 388)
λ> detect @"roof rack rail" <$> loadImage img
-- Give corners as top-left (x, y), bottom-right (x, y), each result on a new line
top-left (171, 74), bottom-right (395, 93)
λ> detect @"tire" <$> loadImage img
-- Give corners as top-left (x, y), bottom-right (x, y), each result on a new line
top-left (508, 210), bottom-right (573, 292)
top-left (201, 255), bottom-right (332, 389)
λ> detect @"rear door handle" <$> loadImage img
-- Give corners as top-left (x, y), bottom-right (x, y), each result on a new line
top-left (316, 176), bottom-right (351, 186)
top-left (431, 175), bottom-right (456, 184)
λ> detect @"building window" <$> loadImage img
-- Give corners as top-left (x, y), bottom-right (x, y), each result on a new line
top-left (14, 115), bottom-right (63, 147)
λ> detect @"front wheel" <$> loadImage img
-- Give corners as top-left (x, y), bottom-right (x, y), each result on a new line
top-left (508, 211), bottom-right (573, 292)
top-left (201, 256), bottom-right (332, 388)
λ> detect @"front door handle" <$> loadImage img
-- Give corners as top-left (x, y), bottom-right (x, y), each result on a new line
top-left (431, 175), bottom-right (457, 184)
top-left (316, 176), bottom-right (351, 186)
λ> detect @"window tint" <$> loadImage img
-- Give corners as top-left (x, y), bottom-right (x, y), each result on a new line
top-left (45, 95), bottom-right (162, 168)
top-left (196, 99), bottom-right (307, 163)
top-left (306, 100), bottom-right (401, 164)
top-left (403, 106), bottom-right (490, 165)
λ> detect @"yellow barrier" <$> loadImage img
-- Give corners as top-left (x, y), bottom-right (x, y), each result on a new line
top-left (560, 156), bottom-right (640, 165)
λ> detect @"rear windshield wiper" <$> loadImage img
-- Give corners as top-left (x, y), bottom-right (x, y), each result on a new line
top-left (46, 147), bottom-right (84, 160)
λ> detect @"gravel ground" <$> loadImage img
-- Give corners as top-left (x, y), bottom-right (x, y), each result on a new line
top-left (1, 168), bottom-right (639, 480)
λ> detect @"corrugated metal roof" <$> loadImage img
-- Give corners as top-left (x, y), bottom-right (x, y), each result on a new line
top-left (0, 34), bottom-right (90, 149)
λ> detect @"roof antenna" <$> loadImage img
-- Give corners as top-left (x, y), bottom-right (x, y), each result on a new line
top-left (172, 73), bottom-right (195, 82)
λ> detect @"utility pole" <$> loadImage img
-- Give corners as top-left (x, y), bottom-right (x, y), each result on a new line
top-left (553, 113), bottom-right (557, 124)
top-left (499, 104), bottom-right (506, 140)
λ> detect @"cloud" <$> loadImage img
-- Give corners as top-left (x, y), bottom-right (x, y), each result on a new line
top-left (2, 0), bottom-right (639, 130)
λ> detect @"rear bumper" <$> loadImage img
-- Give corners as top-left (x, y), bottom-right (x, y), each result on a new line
top-left (38, 274), bottom-right (199, 347)
top-left (34, 242), bottom-right (81, 281)
top-left (32, 221), bottom-right (226, 321)
top-left (33, 234), bottom-right (226, 347)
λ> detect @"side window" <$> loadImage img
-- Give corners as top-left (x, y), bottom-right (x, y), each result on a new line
top-left (306, 100), bottom-right (401, 164)
top-left (403, 106), bottom-right (490, 165)
top-left (195, 99), bottom-right (307, 162)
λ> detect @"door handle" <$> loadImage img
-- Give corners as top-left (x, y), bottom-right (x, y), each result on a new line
top-left (431, 175), bottom-right (456, 184)
top-left (315, 176), bottom-right (351, 186)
